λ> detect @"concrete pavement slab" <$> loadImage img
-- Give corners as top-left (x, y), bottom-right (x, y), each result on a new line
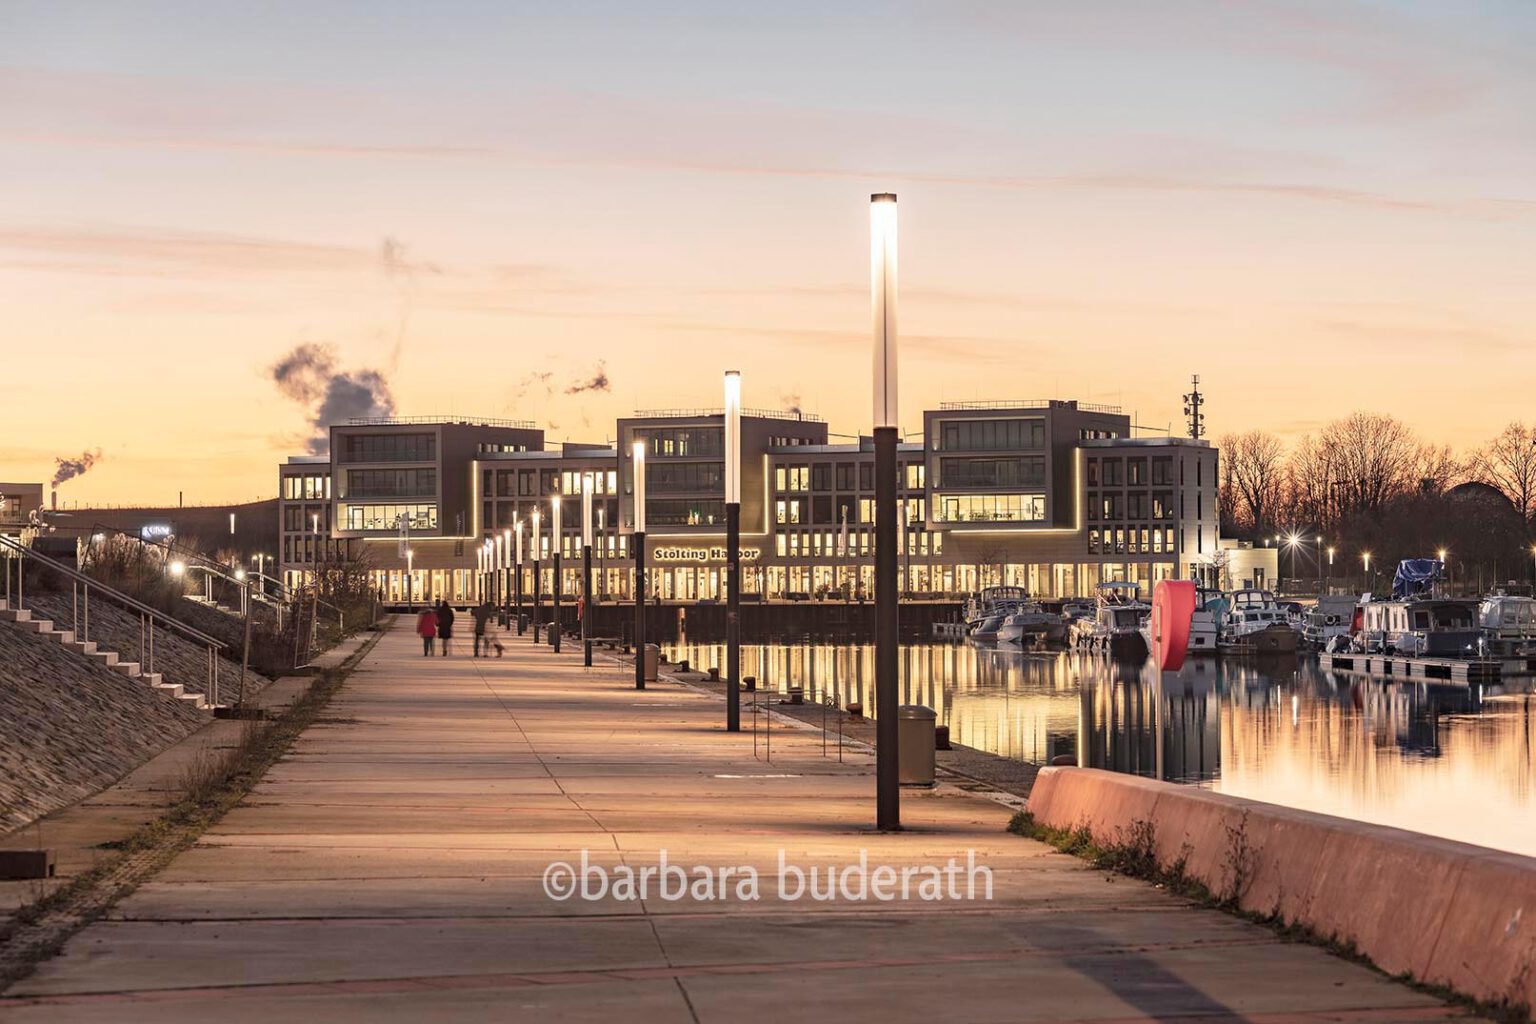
top-left (2, 623), bottom-right (1482, 1021)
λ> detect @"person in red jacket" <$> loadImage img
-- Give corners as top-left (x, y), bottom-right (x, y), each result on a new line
top-left (416, 606), bottom-right (439, 657)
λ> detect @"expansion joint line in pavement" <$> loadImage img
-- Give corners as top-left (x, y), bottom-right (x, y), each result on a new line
top-left (469, 642), bottom-right (620, 850)
top-left (0, 628), bottom-right (387, 995)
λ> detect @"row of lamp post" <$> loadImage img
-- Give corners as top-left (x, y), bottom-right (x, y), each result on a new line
top-left (481, 193), bottom-right (906, 831)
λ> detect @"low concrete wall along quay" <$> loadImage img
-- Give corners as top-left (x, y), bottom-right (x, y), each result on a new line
top-left (1027, 766), bottom-right (1535, 1016)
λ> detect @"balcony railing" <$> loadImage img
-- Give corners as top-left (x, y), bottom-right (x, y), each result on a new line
top-left (344, 415), bottom-right (536, 429)
top-left (937, 399), bottom-right (1123, 414)
top-left (632, 407), bottom-right (824, 423)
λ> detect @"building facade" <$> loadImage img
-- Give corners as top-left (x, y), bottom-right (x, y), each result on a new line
top-left (278, 401), bottom-right (1226, 604)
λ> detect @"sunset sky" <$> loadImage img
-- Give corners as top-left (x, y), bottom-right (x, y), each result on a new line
top-left (3, 1), bottom-right (1533, 505)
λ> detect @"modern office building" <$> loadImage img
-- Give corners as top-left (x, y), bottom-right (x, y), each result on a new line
top-left (278, 400), bottom-right (1233, 604)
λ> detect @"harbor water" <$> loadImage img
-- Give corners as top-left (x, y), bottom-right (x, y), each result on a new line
top-left (662, 639), bottom-right (1536, 858)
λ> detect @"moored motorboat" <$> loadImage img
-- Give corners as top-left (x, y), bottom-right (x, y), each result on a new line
top-left (1073, 581), bottom-right (1150, 658)
top-left (997, 602), bottom-right (1066, 645)
top-left (1220, 589), bottom-right (1300, 654)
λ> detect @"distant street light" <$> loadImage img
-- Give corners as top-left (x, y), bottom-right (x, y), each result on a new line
top-left (871, 190), bottom-right (900, 832)
top-left (502, 528), bottom-right (512, 626)
top-left (632, 440), bottom-right (648, 690)
top-left (582, 473), bottom-right (594, 667)
top-left (532, 505), bottom-right (543, 644)
top-left (514, 518), bottom-right (524, 634)
top-left (551, 491), bottom-right (563, 654)
top-left (724, 369), bottom-right (742, 733)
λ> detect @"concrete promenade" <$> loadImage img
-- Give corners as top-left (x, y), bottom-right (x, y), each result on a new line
top-left (0, 624), bottom-right (1478, 1022)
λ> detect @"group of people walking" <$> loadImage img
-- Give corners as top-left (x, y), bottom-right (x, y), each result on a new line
top-left (415, 600), bottom-right (504, 658)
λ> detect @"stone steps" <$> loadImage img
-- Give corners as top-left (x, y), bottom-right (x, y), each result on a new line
top-left (2, 601), bottom-right (214, 713)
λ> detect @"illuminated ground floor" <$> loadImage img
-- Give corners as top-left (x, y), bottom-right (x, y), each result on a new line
top-left (351, 556), bottom-right (1203, 607)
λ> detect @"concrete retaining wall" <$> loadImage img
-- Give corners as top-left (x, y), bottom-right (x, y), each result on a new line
top-left (1028, 767), bottom-right (1536, 1016)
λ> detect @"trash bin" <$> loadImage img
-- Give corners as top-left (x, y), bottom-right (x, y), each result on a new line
top-left (643, 643), bottom-right (660, 681)
top-left (518, 613), bottom-right (528, 634)
top-left (498, 610), bottom-right (509, 628)
top-left (897, 705), bottom-right (937, 787)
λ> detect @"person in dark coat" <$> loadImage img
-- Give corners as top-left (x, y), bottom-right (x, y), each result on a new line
top-left (436, 599), bottom-right (455, 656)
top-left (472, 601), bottom-right (503, 657)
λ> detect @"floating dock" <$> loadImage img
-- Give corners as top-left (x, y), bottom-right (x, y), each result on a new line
top-left (1318, 651), bottom-right (1536, 683)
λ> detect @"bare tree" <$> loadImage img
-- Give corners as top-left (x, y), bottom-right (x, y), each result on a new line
top-left (1415, 443), bottom-right (1462, 496)
top-left (1220, 431), bottom-right (1286, 538)
top-left (1314, 412), bottom-right (1421, 516)
top-left (1472, 422), bottom-right (1536, 524)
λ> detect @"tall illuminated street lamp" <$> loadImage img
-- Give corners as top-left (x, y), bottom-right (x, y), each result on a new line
top-left (514, 518), bottom-right (525, 635)
top-left (1362, 551), bottom-right (1372, 595)
top-left (1437, 547), bottom-right (1450, 594)
top-left (632, 440), bottom-right (647, 691)
top-left (1326, 545), bottom-right (1334, 593)
top-left (871, 191), bottom-right (901, 832)
top-left (582, 473), bottom-right (594, 667)
top-left (532, 505), bottom-right (543, 644)
top-left (551, 491), bottom-right (563, 654)
top-left (724, 369), bottom-right (743, 732)
top-left (502, 528), bottom-right (512, 626)
top-left (406, 547), bottom-right (414, 610)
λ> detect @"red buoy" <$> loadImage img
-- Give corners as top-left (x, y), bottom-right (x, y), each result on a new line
top-left (1151, 579), bottom-right (1196, 672)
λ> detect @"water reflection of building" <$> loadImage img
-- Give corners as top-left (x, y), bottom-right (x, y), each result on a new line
top-left (1078, 661), bottom-right (1221, 784)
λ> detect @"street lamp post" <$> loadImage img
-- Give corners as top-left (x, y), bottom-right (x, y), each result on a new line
top-left (532, 506), bottom-right (543, 644)
top-left (1363, 551), bottom-right (1372, 595)
top-left (495, 533), bottom-right (505, 608)
top-left (514, 519), bottom-right (524, 634)
top-left (632, 440), bottom-right (647, 690)
top-left (582, 474), bottom-right (594, 667)
top-left (1326, 546), bottom-right (1334, 594)
top-left (1438, 548), bottom-right (1450, 595)
top-left (502, 528), bottom-right (512, 628)
top-left (551, 493), bottom-right (563, 654)
top-left (724, 369), bottom-right (742, 732)
top-left (406, 547), bottom-right (414, 610)
top-left (598, 507), bottom-right (607, 601)
top-left (871, 191), bottom-right (901, 832)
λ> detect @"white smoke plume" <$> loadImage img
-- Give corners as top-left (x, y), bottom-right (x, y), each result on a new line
top-left (271, 342), bottom-right (395, 455)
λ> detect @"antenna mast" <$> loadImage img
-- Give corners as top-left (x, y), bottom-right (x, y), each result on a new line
top-left (1182, 374), bottom-right (1205, 440)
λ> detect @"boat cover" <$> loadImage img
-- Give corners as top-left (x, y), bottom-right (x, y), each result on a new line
top-left (1391, 558), bottom-right (1443, 600)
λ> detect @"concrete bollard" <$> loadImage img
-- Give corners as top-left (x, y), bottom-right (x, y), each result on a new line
top-left (846, 701), bottom-right (863, 717)
top-left (707, 666), bottom-right (720, 681)
top-left (934, 724), bottom-right (952, 750)
top-left (742, 676), bottom-right (756, 691)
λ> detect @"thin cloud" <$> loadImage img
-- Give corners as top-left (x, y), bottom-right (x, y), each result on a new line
top-left (0, 225), bottom-right (372, 276)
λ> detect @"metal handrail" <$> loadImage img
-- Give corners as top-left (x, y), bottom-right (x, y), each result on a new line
top-left (0, 533), bottom-right (225, 706)
top-left (87, 525), bottom-right (294, 615)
